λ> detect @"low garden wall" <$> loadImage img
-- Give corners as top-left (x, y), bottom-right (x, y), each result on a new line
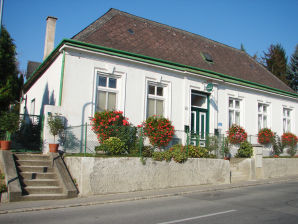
top-left (262, 158), bottom-right (298, 179)
top-left (64, 157), bottom-right (230, 196)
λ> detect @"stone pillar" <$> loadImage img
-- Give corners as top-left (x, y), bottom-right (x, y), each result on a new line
top-left (253, 144), bottom-right (264, 179)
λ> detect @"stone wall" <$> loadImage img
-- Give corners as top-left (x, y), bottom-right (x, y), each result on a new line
top-left (65, 157), bottom-right (230, 196)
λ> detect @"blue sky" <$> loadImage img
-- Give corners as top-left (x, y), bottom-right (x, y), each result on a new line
top-left (2, 0), bottom-right (298, 73)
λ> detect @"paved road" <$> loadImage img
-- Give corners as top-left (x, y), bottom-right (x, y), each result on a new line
top-left (0, 180), bottom-right (297, 224)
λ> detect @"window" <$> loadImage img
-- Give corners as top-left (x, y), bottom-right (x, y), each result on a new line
top-left (191, 91), bottom-right (207, 109)
top-left (147, 83), bottom-right (164, 117)
top-left (228, 98), bottom-right (241, 128)
top-left (30, 99), bottom-right (35, 115)
top-left (96, 75), bottom-right (117, 112)
top-left (283, 108), bottom-right (291, 133)
top-left (258, 103), bottom-right (268, 130)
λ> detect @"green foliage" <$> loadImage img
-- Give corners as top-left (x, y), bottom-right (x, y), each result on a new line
top-left (152, 151), bottom-right (165, 161)
top-left (97, 137), bottom-right (126, 155)
top-left (163, 150), bottom-right (173, 162)
top-left (170, 144), bottom-right (188, 163)
top-left (141, 146), bottom-right (154, 157)
top-left (287, 44), bottom-right (298, 92)
top-left (205, 136), bottom-right (219, 154)
top-left (0, 26), bottom-right (23, 113)
top-left (262, 44), bottom-right (289, 86)
top-left (271, 134), bottom-right (285, 156)
top-left (0, 111), bottom-right (20, 140)
top-left (47, 114), bottom-right (64, 142)
top-left (222, 137), bottom-right (230, 156)
top-left (0, 183), bottom-right (7, 193)
top-left (188, 145), bottom-right (209, 158)
top-left (235, 141), bottom-right (253, 158)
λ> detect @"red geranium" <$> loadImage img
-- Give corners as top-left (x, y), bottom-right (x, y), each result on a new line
top-left (281, 132), bottom-right (298, 147)
top-left (143, 116), bottom-right (174, 148)
top-left (258, 128), bottom-right (274, 145)
top-left (227, 124), bottom-right (247, 144)
top-left (90, 110), bottom-right (129, 143)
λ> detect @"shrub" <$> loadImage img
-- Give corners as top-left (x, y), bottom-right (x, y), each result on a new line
top-left (235, 141), bottom-right (253, 158)
top-left (170, 145), bottom-right (188, 163)
top-left (0, 184), bottom-right (7, 193)
top-left (281, 132), bottom-right (298, 148)
top-left (271, 134), bottom-right (284, 156)
top-left (91, 111), bottom-right (136, 152)
top-left (164, 150), bottom-right (173, 162)
top-left (143, 116), bottom-right (174, 148)
top-left (188, 145), bottom-right (209, 158)
top-left (205, 136), bottom-right (219, 154)
top-left (227, 124), bottom-right (247, 144)
top-left (141, 146), bottom-right (154, 157)
top-left (47, 114), bottom-right (64, 143)
top-left (152, 151), bottom-right (165, 161)
top-left (258, 128), bottom-right (274, 145)
top-left (97, 137), bottom-right (126, 155)
top-left (281, 133), bottom-right (298, 157)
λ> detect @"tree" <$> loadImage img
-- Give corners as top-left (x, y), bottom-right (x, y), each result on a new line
top-left (287, 45), bottom-right (298, 92)
top-left (240, 43), bottom-right (246, 52)
top-left (261, 44), bottom-right (289, 86)
top-left (0, 26), bottom-right (23, 113)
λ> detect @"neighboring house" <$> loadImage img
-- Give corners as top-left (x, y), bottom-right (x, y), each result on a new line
top-left (21, 9), bottom-right (297, 152)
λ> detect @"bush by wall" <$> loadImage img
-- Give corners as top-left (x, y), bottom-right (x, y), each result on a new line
top-left (96, 137), bottom-right (126, 155)
top-left (258, 128), bottom-right (274, 145)
top-left (235, 141), bottom-right (253, 158)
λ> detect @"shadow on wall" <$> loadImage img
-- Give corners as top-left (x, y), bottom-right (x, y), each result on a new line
top-left (40, 83), bottom-right (56, 117)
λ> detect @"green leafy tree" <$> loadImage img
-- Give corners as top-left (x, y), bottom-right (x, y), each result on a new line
top-left (287, 45), bottom-right (298, 92)
top-left (261, 44), bottom-right (289, 86)
top-left (240, 43), bottom-right (246, 52)
top-left (0, 26), bottom-right (23, 113)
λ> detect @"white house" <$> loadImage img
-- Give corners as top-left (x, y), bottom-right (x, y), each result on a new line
top-left (21, 9), bottom-right (298, 153)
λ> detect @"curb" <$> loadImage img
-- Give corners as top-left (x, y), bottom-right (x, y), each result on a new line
top-left (1, 176), bottom-right (298, 215)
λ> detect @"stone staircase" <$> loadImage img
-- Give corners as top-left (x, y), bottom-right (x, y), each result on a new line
top-left (14, 153), bottom-right (72, 201)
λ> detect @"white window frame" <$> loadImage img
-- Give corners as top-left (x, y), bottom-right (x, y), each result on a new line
top-left (95, 73), bottom-right (119, 112)
top-left (30, 99), bottom-right (35, 115)
top-left (283, 108), bottom-right (291, 133)
top-left (258, 103), bottom-right (269, 130)
top-left (147, 82), bottom-right (165, 118)
top-left (228, 98), bottom-right (241, 128)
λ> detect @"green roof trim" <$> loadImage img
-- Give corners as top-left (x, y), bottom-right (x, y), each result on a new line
top-left (24, 39), bottom-right (298, 99)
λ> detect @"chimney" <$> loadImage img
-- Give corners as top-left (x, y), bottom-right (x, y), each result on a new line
top-left (43, 16), bottom-right (57, 60)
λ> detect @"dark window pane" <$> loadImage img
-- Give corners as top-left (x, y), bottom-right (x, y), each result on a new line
top-left (109, 78), bottom-right (117, 89)
top-left (148, 85), bottom-right (155, 95)
top-left (157, 87), bottom-right (163, 96)
top-left (98, 76), bottom-right (107, 87)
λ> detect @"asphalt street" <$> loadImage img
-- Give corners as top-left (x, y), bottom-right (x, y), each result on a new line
top-left (0, 180), bottom-right (297, 224)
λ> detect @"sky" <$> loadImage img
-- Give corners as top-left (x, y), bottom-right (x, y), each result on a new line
top-left (2, 0), bottom-right (298, 74)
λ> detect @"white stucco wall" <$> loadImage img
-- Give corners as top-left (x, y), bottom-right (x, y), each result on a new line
top-left (23, 45), bottom-right (298, 152)
top-left (20, 54), bottom-right (63, 116)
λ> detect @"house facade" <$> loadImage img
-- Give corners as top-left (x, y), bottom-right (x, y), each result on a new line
top-left (21, 9), bottom-right (298, 153)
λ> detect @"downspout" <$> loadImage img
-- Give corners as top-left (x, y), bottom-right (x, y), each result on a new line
top-left (58, 50), bottom-right (65, 106)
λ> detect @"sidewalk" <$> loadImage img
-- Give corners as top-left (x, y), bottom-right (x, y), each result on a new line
top-left (1, 175), bottom-right (298, 215)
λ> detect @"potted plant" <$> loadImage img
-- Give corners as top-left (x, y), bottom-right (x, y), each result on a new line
top-left (0, 112), bottom-right (20, 150)
top-left (47, 113), bottom-right (64, 153)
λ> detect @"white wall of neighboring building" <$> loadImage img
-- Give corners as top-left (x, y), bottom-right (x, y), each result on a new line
top-left (20, 54), bottom-right (63, 116)
top-left (23, 45), bottom-right (298, 152)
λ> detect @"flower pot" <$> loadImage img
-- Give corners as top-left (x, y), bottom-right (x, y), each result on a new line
top-left (1, 141), bottom-right (11, 150)
top-left (49, 143), bottom-right (59, 153)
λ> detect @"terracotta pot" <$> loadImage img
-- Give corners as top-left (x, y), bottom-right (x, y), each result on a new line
top-left (49, 143), bottom-right (59, 153)
top-left (1, 141), bottom-right (11, 150)
top-left (224, 157), bottom-right (230, 161)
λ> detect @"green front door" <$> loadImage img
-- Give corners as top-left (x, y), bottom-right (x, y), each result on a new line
top-left (190, 91), bottom-right (209, 146)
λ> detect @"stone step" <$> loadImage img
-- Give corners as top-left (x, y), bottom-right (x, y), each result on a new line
top-left (20, 172), bottom-right (57, 180)
top-left (16, 160), bottom-right (52, 167)
top-left (18, 166), bottom-right (54, 173)
top-left (24, 186), bottom-right (63, 194)
top-left (22, 179), bottom-right (60, 187)
top-left (19, 193), bottom-right (68, 201)
top-left (14, 154), bottom-right (50, 161)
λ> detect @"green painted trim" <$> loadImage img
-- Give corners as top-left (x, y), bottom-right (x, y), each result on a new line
top-left (58, 50), bottom-right (66, 106)
top-left (24, 38), bottom-right (298, 99)
top-left (207, 94), bottom-right (210, 135)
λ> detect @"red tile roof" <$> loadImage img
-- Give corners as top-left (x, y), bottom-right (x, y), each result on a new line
top-left (73, 8), bottom-right (294, 93)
